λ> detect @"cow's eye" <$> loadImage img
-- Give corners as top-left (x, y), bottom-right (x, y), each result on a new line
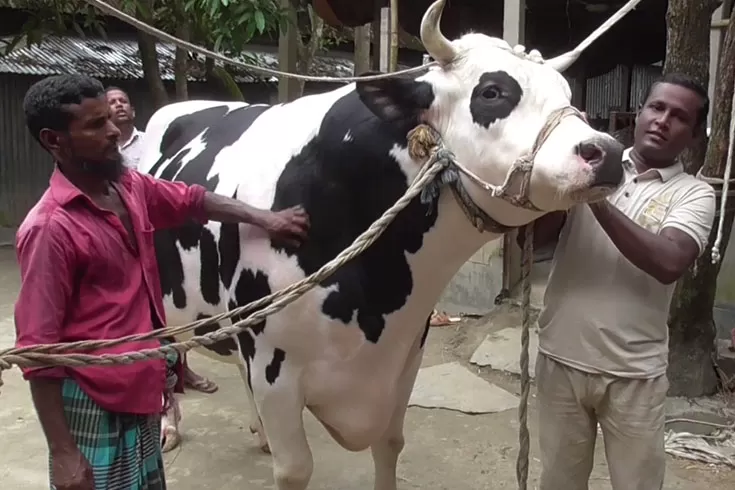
top-left (481, 86), bottom-right (501, 100)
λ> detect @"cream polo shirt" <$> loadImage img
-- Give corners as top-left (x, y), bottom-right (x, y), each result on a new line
top-left (119, 127), bottom-right (145, 170)
top-left (537, 148), bottom-right (716, 379)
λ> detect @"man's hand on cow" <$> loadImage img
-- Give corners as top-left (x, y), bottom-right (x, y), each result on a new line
top-left (261, 205), bottom-right (310, 246)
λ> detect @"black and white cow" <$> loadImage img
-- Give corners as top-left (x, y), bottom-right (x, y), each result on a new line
top-left (139, 1), bottom-right (624, 488)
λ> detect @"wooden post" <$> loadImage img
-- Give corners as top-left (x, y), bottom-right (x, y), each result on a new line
top-left (354, 24), bottom-right (371, 76)
top-left (389, 0), bottom-right (399, 71)
top-left (379, 7), bottom-right (390, 72)
top-left (278, 0), bottom-right (299, 103)
top-left (501, 0), bottom-right (527, 298)
top-left (371, 1), bottom-right (382, 70)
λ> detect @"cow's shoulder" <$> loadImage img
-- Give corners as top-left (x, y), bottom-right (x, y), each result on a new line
top-left (271, 90), bottom-right (440, 343)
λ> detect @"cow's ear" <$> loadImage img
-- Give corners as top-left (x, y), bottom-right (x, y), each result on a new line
top-left (356, 73), bottom-right (435, 129)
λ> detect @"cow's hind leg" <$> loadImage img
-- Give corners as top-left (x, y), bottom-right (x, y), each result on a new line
top-left (236, 358), bottom-right (270, 453)
top-left (254, 365), bottom-right (313, 490)
top-left (370, 325), bottom-right (427, 490)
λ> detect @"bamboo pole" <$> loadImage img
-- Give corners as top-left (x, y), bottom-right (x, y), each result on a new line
top-left (389, 0), bottom-right (399, 71)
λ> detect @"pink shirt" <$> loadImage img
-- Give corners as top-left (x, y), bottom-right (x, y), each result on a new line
top-left (14, 166), bottom-right (208, 414)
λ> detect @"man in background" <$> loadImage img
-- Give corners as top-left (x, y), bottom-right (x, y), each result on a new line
top-left (106, 86), bottom-right (145, 171)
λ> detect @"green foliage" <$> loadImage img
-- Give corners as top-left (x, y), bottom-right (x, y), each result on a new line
top-left (1, 1), bottom-right (107, 54)
top-left (176, 0), bottom-right (288, 53)
top-left (2, 0), bottom-right (288, 56)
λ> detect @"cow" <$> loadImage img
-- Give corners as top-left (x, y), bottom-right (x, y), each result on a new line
top-left (137, 1), bottom-right (625, 488)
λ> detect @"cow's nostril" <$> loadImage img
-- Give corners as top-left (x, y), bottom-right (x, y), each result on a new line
top-left (577, 142), bottom-right (604, 165)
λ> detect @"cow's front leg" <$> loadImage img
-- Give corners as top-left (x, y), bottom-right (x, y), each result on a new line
top-left (236, 358), bottom-right (270, 453)
top-left (370, 335), bottom-right (425, 490)
top-left (255, 368), bottom-right (313, 490)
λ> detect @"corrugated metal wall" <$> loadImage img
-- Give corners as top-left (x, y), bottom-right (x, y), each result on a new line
top-left (585, 63), bottom-right (663, 119)
top-left (0, 74), bottom-right (339, 227)
top-left (0, 74), bottom-right (51, 227)
top-left (629, 64), bottom-right (664, 110)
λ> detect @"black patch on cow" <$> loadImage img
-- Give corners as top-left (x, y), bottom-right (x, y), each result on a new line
top-left (154, 230), bottom-right (187, 308)
top-left (265, 348), bottom-right (285, 385)
top-left (469, 71), bottom-right (523, 128)
top-left (149, 104), bottom-right (268, 311)
top-left (232, 269), bottom-right (270, 337)
top-left (218, 223), bottom-right (240, 290)
top-left (228, 269), bottom-right (272, 388)
top-left (271, 87), bottom-right (440, 343)
top-left (193, 313), bottom-right (238, 356)
top-left (356, 73), bottom-right (435, 135)
top-left (199, 227), bottom-right (220, 305)
top-left (419, 315), bottom-right (431, 349)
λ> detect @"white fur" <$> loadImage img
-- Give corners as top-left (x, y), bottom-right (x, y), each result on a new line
top-left (138, 32), bottom-right (621, 490)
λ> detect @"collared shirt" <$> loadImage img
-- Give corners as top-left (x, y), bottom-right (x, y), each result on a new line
top-left (14, 166), bottom-right (208, 414)
top-left (537, 148), bottom-right (716, 379)
top-left (120, 127), bottom-right (144, 170)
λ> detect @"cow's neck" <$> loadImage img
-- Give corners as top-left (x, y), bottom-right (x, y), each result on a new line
top-left (372, 166), bottom-right (539, 366)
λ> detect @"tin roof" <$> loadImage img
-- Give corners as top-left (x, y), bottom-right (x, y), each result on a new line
top-left (0, 35), bottom-right (371, 83)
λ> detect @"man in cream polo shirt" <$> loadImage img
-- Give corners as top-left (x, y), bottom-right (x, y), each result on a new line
top-left (531, 73), bottom-right (716, 490)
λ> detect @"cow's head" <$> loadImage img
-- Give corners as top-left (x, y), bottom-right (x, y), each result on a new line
top-left (356, 0), bottom-right (624, 218)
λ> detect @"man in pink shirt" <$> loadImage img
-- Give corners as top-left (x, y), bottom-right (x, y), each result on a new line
top-left (15, 74), bottom-right (310, 490)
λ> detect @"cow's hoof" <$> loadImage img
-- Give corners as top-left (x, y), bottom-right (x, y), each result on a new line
top-left (161, 426), bottom-right (182, 453)
top-left (250, 424), bottom-right (270, 453)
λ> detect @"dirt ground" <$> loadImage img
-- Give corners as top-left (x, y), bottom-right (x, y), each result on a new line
top-left (1, 246), bottom-right (733, 489)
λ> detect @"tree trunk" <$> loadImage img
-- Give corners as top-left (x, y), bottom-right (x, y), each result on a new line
top-left (205, 58), bottom-right (245, 101)
top-left (663, 0), bottom-right (720, 174)
top-left (665, 0), bottom-right (734, 397)
top-left (174, 20), bottom-right (190, 101)
top-left (295, 4), bottom-right (325, 97)
top-left (136, 0), bottom-right (168, 108)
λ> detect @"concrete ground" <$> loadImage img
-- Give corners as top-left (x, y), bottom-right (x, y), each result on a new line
top-left (1, 246), bottom-right (734, 489)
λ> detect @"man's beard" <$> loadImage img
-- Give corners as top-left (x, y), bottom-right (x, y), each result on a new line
top-left (79, 151), bottom-right (125, 182)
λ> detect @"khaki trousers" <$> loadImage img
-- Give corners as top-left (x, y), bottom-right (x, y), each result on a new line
top-left (536, 353), bottom-right (668, 490)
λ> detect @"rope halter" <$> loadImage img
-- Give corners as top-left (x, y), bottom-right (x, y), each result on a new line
top-left (411, 105), bottom-right (586, 233)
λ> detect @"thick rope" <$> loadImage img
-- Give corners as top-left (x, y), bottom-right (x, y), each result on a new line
top-left (515, 224), bottom-right (533, 490)
top-left (0, 128), bottom-right (451, 391)
top-left (707, 77), bottom-right (735, 264)
top-left (83, 0), bottom-right (437, 83)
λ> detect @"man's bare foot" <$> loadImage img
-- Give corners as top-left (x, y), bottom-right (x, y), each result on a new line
top-left (184, 367), bottom-right (218, 393)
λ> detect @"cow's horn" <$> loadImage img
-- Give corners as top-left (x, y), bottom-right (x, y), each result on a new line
top-left (546, 51), bottom-right (580, 73)
top-left (420, 0), bottom-right (456, 65)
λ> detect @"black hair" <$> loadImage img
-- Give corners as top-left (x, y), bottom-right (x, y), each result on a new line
top-left (105, 85), bottom-right (128, 97)
top-left (23, 74), bottom-right (106, 144)
top-left (641, 72), bottom-right (709, 131)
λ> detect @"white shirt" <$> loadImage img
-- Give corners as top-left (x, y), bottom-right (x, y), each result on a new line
top-left (537, 148), bottom-right (716, 378)
top-left (119, 127), bottom-right (145, 171)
